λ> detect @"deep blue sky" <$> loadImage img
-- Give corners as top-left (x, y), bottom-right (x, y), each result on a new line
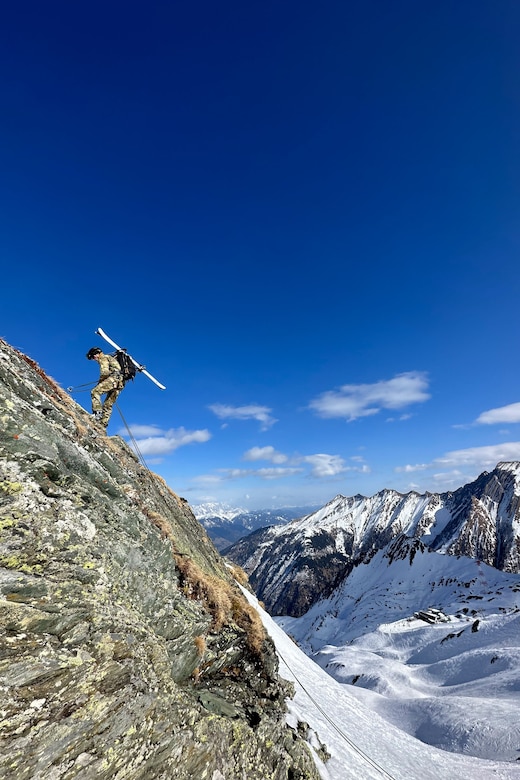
top-left (2, 1), bottom-right (520, 508)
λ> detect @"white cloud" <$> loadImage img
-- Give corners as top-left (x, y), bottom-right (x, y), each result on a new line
top-left (191, 450), bottom-right (371, 490)
top-left (300, 454), bottom-right (371, 479)
top-left (192, 474), bottom-right (224, 487)
top-left (119, 424), bottom-right (163, 437)
top-left (128, 426), bottom-right (211, 456)
top-left (309, 372), bottom-right (430, 422)
top-left (397, 442), bottom-right (520, 478)
top-left (395, 463), bottom-right (429, 473)
top-left (218, 467), bottom-right (302, 481)
top-left (475, 402), bottom-right (520, 425)
top-left (208, 403), bottom-right (277, 430)
top-left (301, 454), bottom-right (348, 478)
top-left (256, 467), bottom-right (302, 480)
top-left (243, 446), bottom-right (288, 464)
top-left (244, 449), bottom-right (370, 479)
top-left (434, 442), bottom-right (520, 469)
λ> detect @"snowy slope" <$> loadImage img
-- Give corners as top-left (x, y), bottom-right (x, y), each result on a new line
top-left (272, 538), bottom-right (520, 768)
top-left (243, 588), bottom-right (520, 780)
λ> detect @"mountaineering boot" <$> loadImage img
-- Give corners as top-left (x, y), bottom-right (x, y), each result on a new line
top-left (92, 411), bottom-right (103, 422)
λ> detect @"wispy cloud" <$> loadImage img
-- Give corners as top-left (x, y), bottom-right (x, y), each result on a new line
top-left (386, 413), bottom-right (413, 423)
top-left (395, 463), bottom-right (429, 473)
top-left (434, 442), bottom-right (520, 469)
top-left (121, 424), bottom-right (164, 437)
top-left (192, 474), bottom-right (224, 487)
top-left (124, 425), bottom-right (211, 456)
top-left (397, 442), bottom-right (520, 479)
top-left (243, 447), bottom-right (370, 479)
top-left (475, 402), bottom-right (520, 425)
top-left (300, 453), bottom-right (350, 478)
top-left (208, 403), bottom-right (277, 430)
top-left (218, 467), bottom-right (302, 481)
top-left (194, 450), bottom-right (370, 485)
top-left (309, 372), bottom-right (430, 422)
top-left (243, 446), bottom-right (288, 464)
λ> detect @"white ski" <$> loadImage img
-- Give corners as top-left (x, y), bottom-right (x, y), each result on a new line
top-left (95, 328), bottom-right (166, 390)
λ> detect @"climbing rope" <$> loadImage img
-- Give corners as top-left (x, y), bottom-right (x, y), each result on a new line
top-left (115, 401), bottom-right (148, 471)
top-left (275, 646), bottom-right (397, 780)
top-left (66, 381), bottom-right (97, 392)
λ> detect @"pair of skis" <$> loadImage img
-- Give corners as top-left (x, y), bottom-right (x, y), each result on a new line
top-left (96, 328), bottom-right (166, 390)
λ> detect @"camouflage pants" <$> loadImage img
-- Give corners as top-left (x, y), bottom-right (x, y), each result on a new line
top-left (91, 375), bottom-right (123, 427)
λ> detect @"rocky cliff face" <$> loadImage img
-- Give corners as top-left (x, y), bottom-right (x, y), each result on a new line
top-left (0, 338), bottom-right (320, 780)
top-left (431, 464), bottom-right (520, 570)
top-left (226, 466), bottom-right (520, 617)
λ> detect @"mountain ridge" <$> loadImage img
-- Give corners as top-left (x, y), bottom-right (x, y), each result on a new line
top-left (225, 463), bottom-right (520, 616)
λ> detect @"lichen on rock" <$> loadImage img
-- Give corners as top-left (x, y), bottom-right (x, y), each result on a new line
top-left (0, 338), bottom-right (320, 780)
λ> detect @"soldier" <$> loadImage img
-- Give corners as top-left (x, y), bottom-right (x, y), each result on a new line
top-left (86, 347), bottom-right (124, 429)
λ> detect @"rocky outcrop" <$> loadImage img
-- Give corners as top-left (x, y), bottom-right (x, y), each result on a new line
top-left (431, 464), bottom-right (520, 571)
top-left (0, 338), bottom-right (320, 779)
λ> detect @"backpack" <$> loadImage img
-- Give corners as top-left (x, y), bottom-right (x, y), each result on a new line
top-left (114, 350), bottom-right (137, 383)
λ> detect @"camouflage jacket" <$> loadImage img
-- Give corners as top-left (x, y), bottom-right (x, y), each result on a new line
top-left (97, 353), bottom-right (122, 380)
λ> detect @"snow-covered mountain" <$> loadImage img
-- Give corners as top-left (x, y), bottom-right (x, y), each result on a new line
top-left (225, 463), bottom-right (520, 771)
top-left (192, 502), bottom-right (248, 523)
top-left (193, 502), bottom-right (319, 550)
top-left (226, 461), bottom-right (520, 615)
top-left (271, 535), bottom-right (520, 767)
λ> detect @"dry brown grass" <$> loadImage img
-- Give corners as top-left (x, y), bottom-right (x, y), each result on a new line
top-left (142, 507), bottom-right (173, 540)
top-left (175, 554), bottom-right (232, 631)
top-left (12, 344), bottom-right (103, 441)
top-left (18, 352), bottom-right (73, 405)
top-left (231, 599), bottom-right (266, 656)
top-left (151, 472), bottom-right (184, 507)
top-left (194, 635), bottom-right (206, 657)
top-left (74, 421), bottom-right (88, 437)
top-left (228, 564), bottom-right (249, 586)
top-left (140, 506), bottom-right (266, 656)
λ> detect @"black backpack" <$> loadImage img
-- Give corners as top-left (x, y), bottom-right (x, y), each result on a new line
top-left (114, 350), bottom-right (137, 383)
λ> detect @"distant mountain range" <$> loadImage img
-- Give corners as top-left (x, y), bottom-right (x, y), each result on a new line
top-left (225, 461), bottom-right (520, 616)
top-left (192, 502), bottom-right (320, 550)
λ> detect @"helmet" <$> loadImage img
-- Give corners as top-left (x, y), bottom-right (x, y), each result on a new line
top-left (86, 347), bottom-right (102, 360)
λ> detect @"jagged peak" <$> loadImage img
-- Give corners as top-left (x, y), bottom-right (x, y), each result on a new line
top-left (495, 460), bottom-right (520, 477)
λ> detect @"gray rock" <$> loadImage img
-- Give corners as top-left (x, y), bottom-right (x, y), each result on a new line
top-left (0, 338), bottom-right (320, 780)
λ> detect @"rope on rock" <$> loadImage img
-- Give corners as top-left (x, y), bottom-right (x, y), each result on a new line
top-left (115, 401), bottom-right (148, 470)
top-left (66, 381), bottom-right (97, 392)
top-left (275, 645), bottom-right (397, 780)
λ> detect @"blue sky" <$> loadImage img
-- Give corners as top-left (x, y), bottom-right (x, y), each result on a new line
top-left (2, 1), bottom-right (520, 509)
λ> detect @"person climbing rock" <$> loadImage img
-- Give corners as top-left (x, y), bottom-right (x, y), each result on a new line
top-left (86, 347), bottom-right (124, 429)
